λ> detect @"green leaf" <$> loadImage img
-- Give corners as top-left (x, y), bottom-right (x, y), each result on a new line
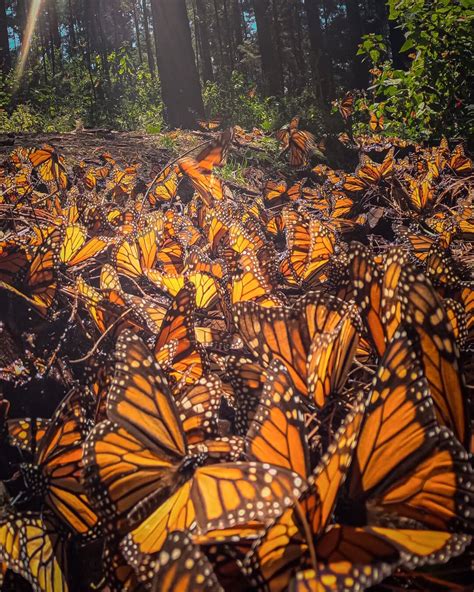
top-left (400, 38), bottom-right (415, 52)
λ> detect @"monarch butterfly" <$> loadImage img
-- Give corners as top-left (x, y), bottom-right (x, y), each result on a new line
top-left (275, 116), bottom-right (299, 149)
top-left (147, 165), bottom-right (179, 205)
top-left (397, 267), bottom-right (470, 447)
top-left (177, 129), bottom-right (233, 206)
top-left (224, 355), bottom-right (266, 436)
top-left (184, 246), bottom-right (225, 280)
top-left (337, 92), bottom-right (354, 121)
top-left (263, 179), bottom-right (304, 208)
top-left (444, 297), bottom-right (468, 349)
top-left (18, 387), bottom-right (98, 536)
top-left (23, 229), bottom-right (61, 311)
top-left (399, 227), bottom-right (462, 287)
top-left (58, 224), bottom-right (110, 267)
top-left (306, 312), bottom-right (360, 408)
top-left (243, 387), bottom-right (366, 591)
top-left (76, 276), bottom-right (137, 338)
top-left (277, 117), bottom-right (316, 168)
top-left (154, 284), bottom-right (207, 384)
top-left (231, 251), bottom-right (281, 307)
top-left (197, 118), bottom-right (222, 132)
top-left (346, 332), bottom-right (473, 533)
top-left (369, 112), bottom-right (384, 132)
top-left (84, 331), bottom-right (306, 586)
top-left (136, 530), bottom-right (223, 591)
top-left (403, 173), bottom-right (436, 212)
top-left (107, 165), bottom-right (139, 198)
top-left (113, 225), bottom-right (161, 278)
top-left (343, 244), bottom-right (408, 358)
top-left (29, 145), bottom-right (70, 190)
top-left (0, 510), bottom-right (68, 592)
top-left (343, 149), bottom-right (394, 192)
top-left (234, 292), bottom-right (357, 397)
top-left (8, 417), bottom-right (50, 457)
top-left (267, 337), bottom-right (472, 592)
top-left (448, 144), bottom-right (472, 175)
top-left (0, 240), bottom-right (28, 283)
top-left (147, 269), bottom-right (219, 310)
top-left (282, 216), bottom-right (337, 286)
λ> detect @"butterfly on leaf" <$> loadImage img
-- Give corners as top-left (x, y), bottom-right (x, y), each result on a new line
top-left (335, 92), bottom-right (354, 121)
top-left (369, 112), bottom-right (384, 132)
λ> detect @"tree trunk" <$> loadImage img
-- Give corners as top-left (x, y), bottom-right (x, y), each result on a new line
top-left (0, 0), bottom-right (10, 73)
top-left (150, 0), bottom-right (204, 128)
top-left (47, 0), bottom-right (61, 50)
top-left (345, 0), bottom-right (368, 88)
top-left (231, 0), bottom-right (243, 53)
top-left (253, 0), bottom-right (282, 96)
top-left (67, 0), bottom-right (77, 51)
top-left (195, 0), bottom-right (214, 82)
top-left (303, 0), bottom-right (333, 101)
top-left (133, 1), bottom-right (143, 64)
top-left (142, 0), bottom-right (156, 77)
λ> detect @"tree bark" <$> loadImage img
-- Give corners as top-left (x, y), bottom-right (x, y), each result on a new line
top-left (253, 0), bottom-right (282, 96)
top-left (142, 0), bottom-right (156, 77)
top-left (132, 0), bottom-right (143, 64)
top-left (303, 0), bottom-right (333, 101)
top-left (0, 0), bottom-right (10, 73)
top-left (195, 0), bottom-right (214, 82)
top-left (150, 0), bottom-right (204, 128)
top-left (345, 0), bottom-right (368, 88)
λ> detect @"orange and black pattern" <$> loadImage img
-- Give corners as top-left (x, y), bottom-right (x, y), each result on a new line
top-left (0, 124), bottom-right (472, 591)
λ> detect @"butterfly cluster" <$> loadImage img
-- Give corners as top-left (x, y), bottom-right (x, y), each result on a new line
top-left (0, 122), bottom-right (472, 592)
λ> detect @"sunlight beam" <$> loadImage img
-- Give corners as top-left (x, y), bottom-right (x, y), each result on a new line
top-left (13, 0), bottom-right (44, 91)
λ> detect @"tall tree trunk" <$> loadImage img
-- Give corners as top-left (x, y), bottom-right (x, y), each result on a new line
top-left (223, 0), bottom-right (234, 70)
top-left (47, 0), bottom-right (61, 50)
top-left (150, 0), bottom-right (204, 128)
top-left (142, 0), bottom-right (156, 77)
top-left (132, 0), bottom-right (143, 64)
top-left (0, 0), bottom-right (10, 73)
top-left (253, 0), bottom-right (282, 96)
top-left (212, 0), bottom-right (225, 72)
top-left (231, 0), bottom-right (243, 52)
top-left (16, 0), bottom-right (26, 41)
top-left (345, 0), bottom-right (368, 88)
top-left (303, 0), bottom-right (333, 101)
top-left (195, 0), bottom-right (213, 82)
top-left (67, 0), bottom-right (77, 51)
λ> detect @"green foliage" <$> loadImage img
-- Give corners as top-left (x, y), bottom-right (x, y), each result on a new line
top-left (357, 0), bottom-right (473, 139)
top-left (204, 72), bottom-right (328, 136)
top-left (203, 72), bottom-right (279, 131)
top-left (0, 48), bottom-right (163, 133)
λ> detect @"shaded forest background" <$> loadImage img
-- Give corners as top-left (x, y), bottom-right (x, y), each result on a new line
top-left (0, 0), bottom-right (472, 139)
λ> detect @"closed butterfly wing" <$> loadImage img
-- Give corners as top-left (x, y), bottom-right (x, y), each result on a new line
top-left (0, 511), bottom-right (68, 592)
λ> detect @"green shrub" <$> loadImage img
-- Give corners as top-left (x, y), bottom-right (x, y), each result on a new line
top-left (357, 0), bottom-right (473, 139)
